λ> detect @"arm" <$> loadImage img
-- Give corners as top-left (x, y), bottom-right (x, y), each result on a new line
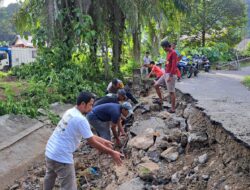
top-left (94, 135), bottom-right (113, 149)
top-left (87, 136), bottom-right (123, 165)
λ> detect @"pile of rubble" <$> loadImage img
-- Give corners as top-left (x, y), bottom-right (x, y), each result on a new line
top-left (7, 88), bottom-right (250, 190)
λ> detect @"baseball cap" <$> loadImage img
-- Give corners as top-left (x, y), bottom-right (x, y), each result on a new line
top-left (117, 89), bottom-right (127, 99)
top-left (121, 102), bottom-right (133, 115)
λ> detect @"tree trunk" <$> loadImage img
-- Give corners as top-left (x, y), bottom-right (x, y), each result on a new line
top-left (45, 0), bottom-right (55, 46)
top-left (202, 0), bottom-right (206, 47)
top-left (111, 0), bottom-right (125, 73)
top-left (132, 26), bottom-right (141, 64)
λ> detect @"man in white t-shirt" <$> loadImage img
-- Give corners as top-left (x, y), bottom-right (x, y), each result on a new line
top-left (141, 51), bottom-right (151, 77)
top-left (44, 91), bottom-right (123, 190)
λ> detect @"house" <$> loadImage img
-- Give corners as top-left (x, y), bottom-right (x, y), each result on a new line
top-left (11, 35), bottom-right (34, 48)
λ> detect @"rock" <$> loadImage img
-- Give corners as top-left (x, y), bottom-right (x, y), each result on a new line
top-left (177, 185), bottom-right (186, 190)
top-left (150, 104), bottom-right (162, 111)
top-left (130, 117), bottom-right (166, 136)
top-left (114, 165), bottom-right (129, 183)
top-left (10, 184), bottom-right (19, 190)
top-left (177, 145), bottom-right (185, 155)
top-left (147, 150), bottom-right (161, 163)
top-left (198, 153), bottom-right (208, 164)
top-left (138, 161), bottom-right (160, 173)
top-left (180, 134), bottom-right (188, 147)
top-left (194, 166), bottom-right (199, 172)
top-left (188, 132), bottom-right (208, 149)
top-left (224, 185), bottom-right (231, 190)
top-left (161, 147), bottom-right (179, 162)
top-left (128, 129), bottom-right (155, 150)
top-left (158, 140), bottom-right (169, 150)
top-left (183, 104), bottom-right (194, 119)
top-left (158, 111), bottom-right (172, 120)
top-left (141, 105), bottom-right (151, 114)
top-left (171, 172), bottom-right (181, 183)
top-left (118, 178), bottom-right (144, 190)
top-left (202, 174), bottom-right (210, 181)
top-left (168, 129), bottom-right (182, 143)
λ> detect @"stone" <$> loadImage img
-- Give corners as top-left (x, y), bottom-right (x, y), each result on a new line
top-left (161, 147), bottom-right (179, 162)
top-left (198, 153), bottom-right (208, 164)
top-left (171, 172), bottom-right (181, 183)
top-left (138, 161), bottom-right (160, 173)
top-left (114, 165), bottom-right (129, 183)
top-left (128, 134), bottom-right (154, 150)
top-left (177, 145), bottom-right (185, 155)
top-left (202, 174), bottom-right (210, 181)
top-left (118, 178), bottom-right (144, 190)
top-left (224, 185), bottom-right (231, 190)
top-left (10, 184), bottom-right (19, 190)
top-left (130, 117), bottom-right (166, 136)
top-left (188, 132), bottom-right (208, 149)
top-left (168, 129), bottom-right (182, 143)
top-left (180, 134), bottom-right (188, 147)
top-left (183, 104), bottom-right (194, 119)
top-left (147, 150), bottom-right (161, 163)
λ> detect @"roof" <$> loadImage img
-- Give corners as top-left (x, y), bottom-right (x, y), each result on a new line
top-left (11, 35), bottom-right (34, 48)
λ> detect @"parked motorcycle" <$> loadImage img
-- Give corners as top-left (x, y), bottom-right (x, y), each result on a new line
top-left (201, 55), bottom-right (210, 72)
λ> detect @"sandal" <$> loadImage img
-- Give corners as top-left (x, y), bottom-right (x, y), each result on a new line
top-left (168, 110), bottom-right (175, 113)
top-left (153, 99), bottom-right (163, 105)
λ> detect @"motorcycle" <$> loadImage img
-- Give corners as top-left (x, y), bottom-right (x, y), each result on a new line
top-left (177, 56), bottom-right (190, 78)
top-left (201, 55), bottom-right (210, 72)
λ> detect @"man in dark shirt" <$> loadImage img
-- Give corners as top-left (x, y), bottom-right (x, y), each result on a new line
top-left (94, 89), bottom-right (127, 107)
top-left (86, 102), bottom-right (133, 145)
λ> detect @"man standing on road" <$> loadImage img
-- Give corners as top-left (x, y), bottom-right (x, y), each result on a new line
top-left (86, 102), bottom-right (133, 145)
top-left (44, 92), bottom-right (123, 190)
top-left (154, 40), bottom-right (177, 113)
top-left (162, 40), bottom-right (178, 113)
top-left (141, 51), bottom-right (151, 76)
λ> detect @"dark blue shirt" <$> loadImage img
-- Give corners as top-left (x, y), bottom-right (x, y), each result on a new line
top-left (94, 95), bottom-right (119, 107)
top-left (91, 103), bottom-right (121, 123)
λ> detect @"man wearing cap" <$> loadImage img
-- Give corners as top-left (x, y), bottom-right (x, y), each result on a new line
top-left (106, 78), bottom-right (138, 104)
top-left (86, 102), bottom-right (133, 145)
top-left (94, 89), bottom-right (127, 107)
top-left (44, 91), bottom-right (123, 190)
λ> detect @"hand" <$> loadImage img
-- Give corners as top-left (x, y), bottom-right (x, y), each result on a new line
top-left (111, 150), bottom-right (124, 166)
top-left (115, 138), bottom-right (121, 146)
top-left (167, 76), bottom-right (172, 82)
top-left (103, 140), bottom-right (114, 149)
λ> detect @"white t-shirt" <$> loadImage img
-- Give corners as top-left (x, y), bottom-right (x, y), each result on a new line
top-left (143, 56), bottom-right (151, 66)
top-left (45, 107), bottom-right (93, 164)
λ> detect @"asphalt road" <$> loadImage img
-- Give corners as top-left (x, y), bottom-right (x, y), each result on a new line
top-left (176, 67), bottom-right (250, 147)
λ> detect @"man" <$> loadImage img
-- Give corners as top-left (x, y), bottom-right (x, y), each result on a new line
top-left (141, 51), bottom-right (151, 76)
top-left (154, 40), bottom-right (177, 113)
top-left (171, 43), bottom-right (182, 81)
top-left (107, 78), bottom-right (138, 104)
top-left (94, 89), bottom-right (127, 107)
top-left (106, 78), bottom-right (124, 94)
top-left (87, 102), bottom-right (133, 144)
top-left (44, 92), bottom-right (123, 190)
top-left (147, 61), bottom-right (164, 81)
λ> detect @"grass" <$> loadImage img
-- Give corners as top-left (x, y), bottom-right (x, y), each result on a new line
top-left (243, 75), bottom-right (250, 89)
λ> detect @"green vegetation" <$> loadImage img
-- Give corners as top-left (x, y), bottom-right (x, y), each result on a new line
top-left (243, 75), bottom-right (250, 88)
top-left (0, 0), bottom-right (248, 118)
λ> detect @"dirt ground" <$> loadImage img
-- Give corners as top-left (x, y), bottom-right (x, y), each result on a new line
top-left (5, 88), bottom-right (250, 190)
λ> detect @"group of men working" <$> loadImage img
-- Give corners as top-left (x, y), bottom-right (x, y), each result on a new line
top-left (143, 40), bottom-right (179, 113)
top-left (43, 40), bottom-right (178, 190)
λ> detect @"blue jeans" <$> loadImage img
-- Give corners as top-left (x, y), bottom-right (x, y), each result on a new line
top-left (86, 112), bottom-right (111, 140)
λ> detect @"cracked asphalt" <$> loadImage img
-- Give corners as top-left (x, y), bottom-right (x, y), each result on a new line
top-left (176, 67), bottom-right (250, 147)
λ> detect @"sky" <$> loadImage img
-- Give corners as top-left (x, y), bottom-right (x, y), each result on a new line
top-left (1, 0), bottom-right (20, 7)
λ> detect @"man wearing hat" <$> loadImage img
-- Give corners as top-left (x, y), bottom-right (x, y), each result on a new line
top-left (86, 102), bottom-right (133, 145)
top-left (94, 89), bottom-right (127, 107)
